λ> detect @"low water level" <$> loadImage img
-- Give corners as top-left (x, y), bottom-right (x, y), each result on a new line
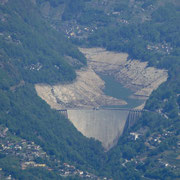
top-left (100, 75), bottom-right (144, 109)
top-left (66, 75), bottom-right (145, 150)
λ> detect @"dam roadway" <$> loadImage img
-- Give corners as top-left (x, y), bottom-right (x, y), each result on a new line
top-left (58, 108), bottom-right (143, 150)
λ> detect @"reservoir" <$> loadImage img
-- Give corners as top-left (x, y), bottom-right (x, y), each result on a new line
top-left (66, 75), bottom-right (144, 150)
top-left (100, 75), bottom-right (144, 109)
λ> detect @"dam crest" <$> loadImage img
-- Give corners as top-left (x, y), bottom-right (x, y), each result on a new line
top-left (58, 108), bottom-right (142, 150)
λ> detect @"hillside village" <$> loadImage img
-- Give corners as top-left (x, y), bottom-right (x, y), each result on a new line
top-left (1, 121), bottom-right (179, 180)
top-left (0, 126), bottom-right (108, 180)
top-left (124, 125), bottom-right (180, 177)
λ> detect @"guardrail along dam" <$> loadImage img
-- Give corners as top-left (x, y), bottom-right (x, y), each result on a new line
top-left (59, 109), bottom-right (142, 150)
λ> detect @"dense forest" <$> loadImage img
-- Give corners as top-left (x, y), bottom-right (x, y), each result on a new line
top-left (0, 0), bottom-right (104, 179)
top-left (0, 0), bottom-right (180, 179)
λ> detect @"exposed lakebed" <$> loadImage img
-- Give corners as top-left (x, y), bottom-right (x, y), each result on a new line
top-left (35, 48), bottom-right (168, 110)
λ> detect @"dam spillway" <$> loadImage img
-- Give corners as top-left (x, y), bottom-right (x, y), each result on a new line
top-left (59, 109), bottom-right (141, 150)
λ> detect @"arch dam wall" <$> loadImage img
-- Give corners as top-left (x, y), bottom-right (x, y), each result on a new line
top-left (58, 108), bottom-right (142, 150)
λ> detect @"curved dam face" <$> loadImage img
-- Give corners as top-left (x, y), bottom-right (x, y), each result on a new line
top-left (67, 109), bottom-right (130, 150)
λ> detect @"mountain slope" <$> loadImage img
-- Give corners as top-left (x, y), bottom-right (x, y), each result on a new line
top-left (37, 0), bottom-right (180, 179)
top-left (0, 1), bottom-right (106, 178)
top-left (0, 0), bottom-right (179, 179)
top-left (0, 0), bottom-right (87, 85)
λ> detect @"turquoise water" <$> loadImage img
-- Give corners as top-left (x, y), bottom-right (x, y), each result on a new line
top-left (100, 75), bottom-right (144, 109)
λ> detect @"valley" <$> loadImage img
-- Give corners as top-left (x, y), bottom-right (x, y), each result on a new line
top-left (35, 48), bottom-right (168, 150)
top-left (0, 0), bottom-right (179, 179)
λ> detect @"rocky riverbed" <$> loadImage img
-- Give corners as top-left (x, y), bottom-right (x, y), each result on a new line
top-left (35, 48), bottom-right (168, 110)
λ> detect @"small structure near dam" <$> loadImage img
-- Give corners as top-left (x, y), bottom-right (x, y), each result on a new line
top-left (59, 108), bottom-right (142, 150)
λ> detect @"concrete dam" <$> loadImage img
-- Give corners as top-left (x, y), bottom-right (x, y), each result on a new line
top-left (59, 108), bottom-right (142, 150)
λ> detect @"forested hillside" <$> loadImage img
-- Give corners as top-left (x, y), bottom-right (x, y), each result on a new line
top-left (50, 0), bottom-right (179, 179)
top-left (63, 0), bottom-right (180, 179)
top-left (0, 0), bottom-right (179, 179)
top-left (0, 0), bottom-right (105, 179)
